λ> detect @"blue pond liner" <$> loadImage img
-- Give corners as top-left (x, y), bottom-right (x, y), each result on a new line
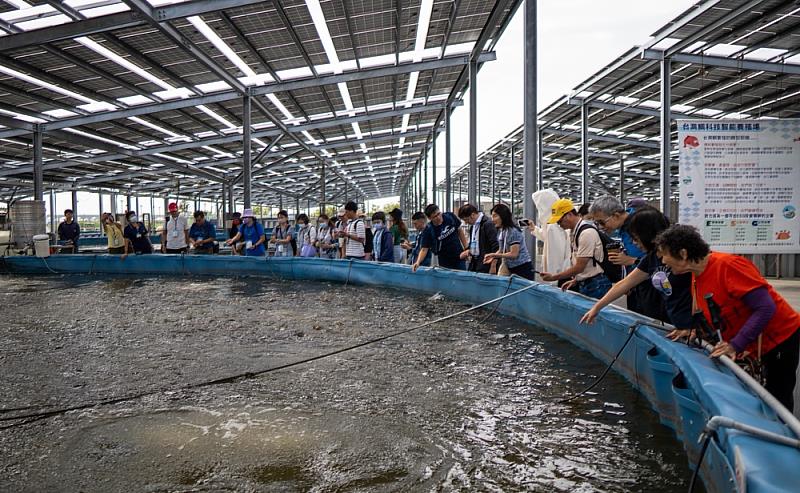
top-left (2, 254), bottom-right (799, 492)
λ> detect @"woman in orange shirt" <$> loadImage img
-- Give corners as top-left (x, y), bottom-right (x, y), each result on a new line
top-left (655, 225), bottom-right (800, 410)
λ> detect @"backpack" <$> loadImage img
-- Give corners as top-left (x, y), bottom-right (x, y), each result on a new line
top-left (364, 224), bottom-right (374, 254)
top-left (574, 222), bottom-right (623, 283)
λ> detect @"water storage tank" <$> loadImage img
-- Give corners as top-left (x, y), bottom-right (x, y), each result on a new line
top-left (11, 200), bottom-right (46, 249)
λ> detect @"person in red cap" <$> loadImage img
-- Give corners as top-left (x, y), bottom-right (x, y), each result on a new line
top-left (160, 202), bottom-right (189, 254)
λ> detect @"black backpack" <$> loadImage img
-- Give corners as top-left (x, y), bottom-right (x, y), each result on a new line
top-left (363, 224), bottom-right (374, 254)
top-left (574, 223), bottom-right (623, 283)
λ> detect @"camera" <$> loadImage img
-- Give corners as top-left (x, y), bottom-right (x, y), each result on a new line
top-left (606, 240), bottom-right (622, 253)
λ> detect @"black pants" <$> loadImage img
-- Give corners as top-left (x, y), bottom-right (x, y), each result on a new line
top-left (509, 262), bottom-right (535, 280)
top-left (165, 248), bottom-right (187, 254)
top-left (763, 328), bottom-right (800, 411)
top-left (468, 256), bottom-right (491, 273)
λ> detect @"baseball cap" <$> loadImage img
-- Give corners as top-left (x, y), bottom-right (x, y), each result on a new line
top-left (547, 198), bottom-right (575, 224)
top-left (168, 202), bottom-right (178, 212)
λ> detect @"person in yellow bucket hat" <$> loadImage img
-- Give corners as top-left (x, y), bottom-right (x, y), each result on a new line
top-left (541, 198), bottom-right (613, 299)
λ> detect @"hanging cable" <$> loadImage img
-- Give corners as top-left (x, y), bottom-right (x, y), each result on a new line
top-left (688, 430), bottom-right (714, 493)
top-left (558, 320), bottom-right (671, 404)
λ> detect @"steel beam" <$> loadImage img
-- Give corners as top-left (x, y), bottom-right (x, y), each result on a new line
top-left (432, 137), bottom-right (437, 208)
top-left (33, 127), bottom-right (43, 201)
top-left (243, 94), bottom-right (252, 209)
top-left (523, 0), bottom-right (537, 275)
top-left (0, 0), bottom-right (274, 52)
top-left (642, 49), bottom-right (800, 76)
top-left (544, 128), bottom-right (660, 149)
top-left (580, 103), bottom-right (589, 203)
top-left (510, 145), bottom-right (515, 214)
top-left (660, 57), bottom-right (672, 213)
top-left (0, 54), bottom-right (491, 141)
top-left (468, 58), bottom-right (478, 205)
top-left (445, 106), bottom-right (452, 211)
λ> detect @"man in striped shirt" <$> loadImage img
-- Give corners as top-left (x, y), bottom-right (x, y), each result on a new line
top-left (338, 201), bottom-right (366, 260)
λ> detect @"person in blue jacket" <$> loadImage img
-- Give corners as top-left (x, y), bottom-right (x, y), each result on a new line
top-left (225, 209), bottom-right (265, 257)
top-left (371, 211), bottom-right (394, 262)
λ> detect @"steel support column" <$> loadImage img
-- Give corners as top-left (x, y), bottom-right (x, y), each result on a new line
top-left (221, 182), bottom-right (227, 225)
top-left (126, 195), bottom-right (132, 213)
top-left (660, 57), bottom-right (672, 213)
top-left (537, 128), bottom-right (544, 190)
top-left (424, 151), bottom-right (428, 206)
top-left (71, 190), bottom-right (78, 218)
top-left (320, 160), bottom-right (326, 215)
top-left (98, 193), bottom-right (103, 218)
top-left (33, 126), bottom-right (43, 201)
top-left (491, 156), bottom-right (496, 206)
top-left (523, 0), bottom-right (538, 266)
top-left (580, 103), bottom-right (589, 203)
top-left (445, 107), bottom-right (452, 212)
top-left (510, 145), bottom-right (516, 215)
top-left (242, 93), bottom-right (252, 209)
top-left (619, 158), bottom-right (625, 203)
top-left (49, 189), bottom-right (56, 233)
top-left (432, 138), bottom-right (437, 206)
top-left (468, 59), bottom-right (478, 205)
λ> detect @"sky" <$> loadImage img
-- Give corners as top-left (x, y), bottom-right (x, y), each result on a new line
top-left (31, 0), bottom-right (697, 218)
top-left (369, 0), bottom-right (697, 210)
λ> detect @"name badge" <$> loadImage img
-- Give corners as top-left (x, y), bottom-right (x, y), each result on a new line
top-left (136, 233), bottom-right (141, 239)
top-left (171, 230), bottom-right (178, 238)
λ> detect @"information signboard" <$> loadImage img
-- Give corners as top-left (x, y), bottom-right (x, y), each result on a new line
top-left (678, 119), bottom-right (800, 254)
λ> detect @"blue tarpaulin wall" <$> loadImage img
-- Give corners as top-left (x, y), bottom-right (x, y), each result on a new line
top-left (2, 254), bottom-right (799, 493)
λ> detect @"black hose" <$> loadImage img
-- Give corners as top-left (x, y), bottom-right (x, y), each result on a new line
top-left (558, 323), bottom-right (639, 404)
top-left (0, 283), bottom-right (538, 430)
top-left (688, 430), bottom-right (714, 492)
top-left (479, 271), bottom-right (540, 324)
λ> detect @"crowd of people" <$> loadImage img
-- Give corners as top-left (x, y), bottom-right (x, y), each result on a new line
top-left (56, 193), bottom-right (799, 410)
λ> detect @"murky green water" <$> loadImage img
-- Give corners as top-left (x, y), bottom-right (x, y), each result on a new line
top-left (0, 276), bottom-right (692, 491)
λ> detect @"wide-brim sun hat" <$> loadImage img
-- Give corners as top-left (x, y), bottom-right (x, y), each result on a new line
top-left (242, 208), bottom-right (255, 219)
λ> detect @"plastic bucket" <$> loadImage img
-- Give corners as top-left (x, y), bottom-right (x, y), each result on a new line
top-left (32, 234), bottom-right (50, 258)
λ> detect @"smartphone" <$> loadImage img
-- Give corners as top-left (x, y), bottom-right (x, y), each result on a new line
top-left (606, 240), bottom-right (622, 253)
top-left (518, 219), bottom-right (530, 228)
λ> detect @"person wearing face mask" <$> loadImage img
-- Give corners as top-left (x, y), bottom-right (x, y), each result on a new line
top-left (122, 210), bottom-right (152, 259)
top-left (161, 202), bottom-right (190, 254)
top-left (101, 212), bottom-right (125, 254)
top-left (371, 211), bottom-right (394, 262)
top-left (225, 209), bottom-right (265, 256)
top-left (296, 213), bottom-right (318, 257)
top-left (269, 210), bottom-right (293, 257)
top-left (315, 214), bottom-right (337, 259)
top-left (189, 210), bottom-right (217, 254)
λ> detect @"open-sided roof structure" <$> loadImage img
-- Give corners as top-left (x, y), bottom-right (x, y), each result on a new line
top-left (0, 0), bottom-right (520, 209)
top-left (435, 0), bottom-right (800, 210)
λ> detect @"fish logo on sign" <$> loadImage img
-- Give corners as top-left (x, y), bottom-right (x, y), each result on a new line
top-left (683, 135), bottom-right (700, 148)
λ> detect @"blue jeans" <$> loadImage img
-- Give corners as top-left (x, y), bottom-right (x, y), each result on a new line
top-left (577, 274), bottom-right (612, 299)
